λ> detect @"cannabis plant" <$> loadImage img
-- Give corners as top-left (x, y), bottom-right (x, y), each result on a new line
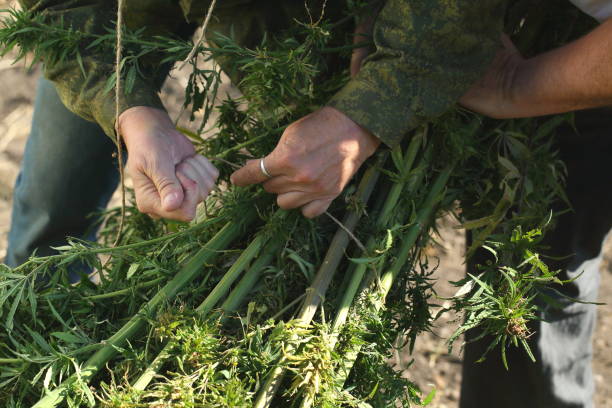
top-left (0, 3), bottom-right (578, 407)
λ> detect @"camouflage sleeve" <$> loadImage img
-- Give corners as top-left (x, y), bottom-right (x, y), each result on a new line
top-left (327, 0), bottom-right (507, 147)
top-left (18, 0), bottom-right (192, 138)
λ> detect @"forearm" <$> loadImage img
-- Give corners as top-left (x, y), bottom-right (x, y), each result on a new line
top-left (513, 18), bottom-right (612, 116)
top-left (328, 0), bottom-right (506, 147)
top-left (15, 0), bottom-right (190, 138)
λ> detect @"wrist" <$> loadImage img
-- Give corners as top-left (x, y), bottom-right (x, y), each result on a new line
top-left (508, 58), bottom-right (534, 116)
top-left (324, 106), bottom-right (380, 159)
top-left (118, 106), bottom-right (175, 150)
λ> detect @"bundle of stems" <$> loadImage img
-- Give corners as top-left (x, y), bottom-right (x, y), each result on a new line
top-left (0, 4), bottom-right (576, 407)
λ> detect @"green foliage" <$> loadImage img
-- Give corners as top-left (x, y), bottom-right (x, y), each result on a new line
top-left (0, 3), bottom-right (579, 407)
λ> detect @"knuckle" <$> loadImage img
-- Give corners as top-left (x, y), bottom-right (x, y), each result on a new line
top-left (311, 180), bottom-right (328, 193)
top-left (156, 177), bottom-right (176, 193)
top-left (262, 183), bottom-right (275, 193)
top-left (302, 207), bottom-right (319, 219)
top-left (136, 201), bottom-right (151, 214)
top-left (273, 154), bottom-right (291, 171)
top-left (276, 197), bottom-right (289, 209)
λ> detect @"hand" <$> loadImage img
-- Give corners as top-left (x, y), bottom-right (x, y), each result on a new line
top-left (459, 35), bottom-right (526, 119)
top-left (230, 107), bottom-right (380, 218)
top-left (350, 11), bottom-right (377, 78)
top-left (118, 107), bottom-right (219, 222)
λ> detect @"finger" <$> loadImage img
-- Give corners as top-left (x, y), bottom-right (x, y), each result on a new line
top-left (134, 172), bottom-right (197, 222)
top-left (194, 155), bottom-right (220, 181)
top-left (301, 198), bottom-right (332, 219)
top-left (175, 172), bottom-right (200, 221)
top-left (231, 155), bottom-right (285, 186)
top-left (180, 158), bottom-right (213, 197)
top-left (152, 158), bottom-right (184, 212)
top-left (176, 161), bottom-right (209, 202)
top-left (191, 156), bottom-right (217, 194)
top-left (350, 47), bottom-right (369, 77)
top-left (262, 176), bottom-right (301, 194)
top-left (276, 191), bottom-right (315, 210)
top-left (131, 171), bottom-right (164, 215)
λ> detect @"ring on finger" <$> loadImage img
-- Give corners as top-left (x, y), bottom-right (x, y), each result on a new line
top-left (260, 158), bottom-right (272, 178)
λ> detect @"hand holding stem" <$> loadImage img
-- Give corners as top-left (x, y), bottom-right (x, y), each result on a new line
top-left (118, 106), bottom-right (218, 222)
top-left (230, 106), bottom-right (380, 218)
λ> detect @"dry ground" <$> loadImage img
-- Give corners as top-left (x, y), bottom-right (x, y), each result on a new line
top-left (0, 9), bottom-right (610, 407)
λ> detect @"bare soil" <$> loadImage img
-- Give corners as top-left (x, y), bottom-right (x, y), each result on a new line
top-left (0, 6), bottom-right (610, 405)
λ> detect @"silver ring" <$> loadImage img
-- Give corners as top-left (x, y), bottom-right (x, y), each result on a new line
top-left (259, 158), bottom-right (272, 178)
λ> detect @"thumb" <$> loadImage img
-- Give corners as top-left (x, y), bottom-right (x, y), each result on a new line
top-left (152, 160), bottom-right (184, 212)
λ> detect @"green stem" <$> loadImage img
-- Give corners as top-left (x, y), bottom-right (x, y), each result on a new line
top-left (331, 133), bottom-right (424, 336)
top-left (82, 277), bottom-right (166, 301)
top-left (131, 225), bottom-right (277, 391)
top-left (212, 132), bottom-right (281, 159)
top-left (218, 241), bottom-right (282, 317)
top-left (253, 156), bottom-right (384, 408)
top-left (297, 134), bottom-right (424, 408)
top-left (32, 213), bottom-right (255, 408)
top-left (334, 163), bottom-right (454, 390)
top-left (13, 216), bottom-right (226, 274)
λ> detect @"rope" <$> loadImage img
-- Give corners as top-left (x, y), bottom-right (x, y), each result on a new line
top-left (113, 0), bottom-right (126, 246)
top-left (178, 0), bottom-right (218, 71)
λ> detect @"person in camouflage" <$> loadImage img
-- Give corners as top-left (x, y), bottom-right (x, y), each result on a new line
top-left (4, 0), bottom-right (611, 407)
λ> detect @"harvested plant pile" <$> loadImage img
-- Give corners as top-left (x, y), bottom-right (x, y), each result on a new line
top-left (0, 4), bottom-right (578, 407)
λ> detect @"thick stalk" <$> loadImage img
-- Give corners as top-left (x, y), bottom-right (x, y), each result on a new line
top-left (253, 157), bottom-right (384, 408)
top-left (331, 136), bottom-right (427, 340)
top-left (32, 214), bottom-right (255, 408)
top-left (132, 230), bottom-right (273, 391)
top-left (218, 241), bottom-right (282, 317)
top-left (334, 164), bottom-right (454, 389)
top-left (299, 136), bottom-right (424, 408)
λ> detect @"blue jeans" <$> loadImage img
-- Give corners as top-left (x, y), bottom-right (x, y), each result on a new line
top-left (5, 78), bottom-right (119, 279)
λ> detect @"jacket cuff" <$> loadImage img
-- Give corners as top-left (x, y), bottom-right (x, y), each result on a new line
top-left (93, 77), bottom-right (166, 139)
top-left (326, 75), bottom-right (420, 149)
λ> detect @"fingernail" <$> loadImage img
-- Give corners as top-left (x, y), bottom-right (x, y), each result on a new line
top-left (163, 192), bottom-right (179, 208)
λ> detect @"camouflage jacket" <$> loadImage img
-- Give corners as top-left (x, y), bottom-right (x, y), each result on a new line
top-left (20, 0), bottom-right (506, 146)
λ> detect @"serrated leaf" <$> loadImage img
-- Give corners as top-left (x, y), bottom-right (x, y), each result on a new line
top-left (422, 388), bottom-right (437, 405)
top-left (6, 285), bottom-right (23, 331)
top-left (51, 331), bottom-right (86, 344)
top-left (43, 364), bottom-right (54, 390)
top-left (452, 279), bottom-right (476, 298)
top-left (127, 263), bottom-right (140, 280)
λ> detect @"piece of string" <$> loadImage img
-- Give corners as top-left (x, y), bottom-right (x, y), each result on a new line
top-left (112, 0), bottom-right (126, 247)
top-left (174, 0), bottom-right (218, 128)
top-left (178, 0), bottom-right (218, 71)
top-left (324, 210), bottom-right (366, 252)
top-left (305, 0), bottom-right (328, 26)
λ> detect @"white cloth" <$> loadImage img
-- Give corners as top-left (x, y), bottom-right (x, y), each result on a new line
top-left (569, 0), bottom-right (612, 21)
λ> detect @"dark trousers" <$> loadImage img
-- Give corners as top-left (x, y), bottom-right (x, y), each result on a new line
top-left (5, 78), bottom-right (118, 275)
top-left (461, 109), bottom-right (612, 408)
